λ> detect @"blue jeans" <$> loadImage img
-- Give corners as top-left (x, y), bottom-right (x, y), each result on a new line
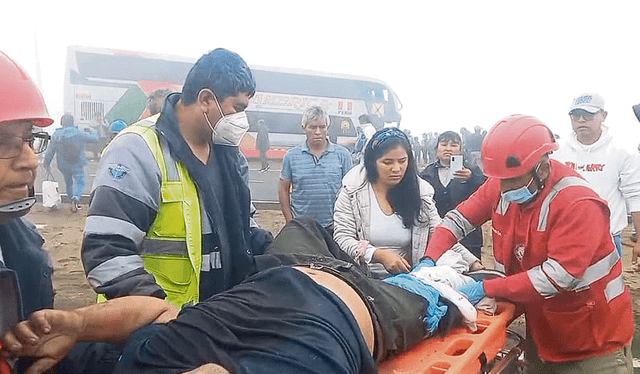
top-left (60, 164), bottom-right (86, 201)
top-left (613, 234), bottom-right (622, 256)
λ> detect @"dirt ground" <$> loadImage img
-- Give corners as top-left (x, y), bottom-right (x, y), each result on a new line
top-left (24, 203), bottom-right (640, 357)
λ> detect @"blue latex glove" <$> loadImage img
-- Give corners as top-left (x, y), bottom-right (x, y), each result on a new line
top-left (457, 281), bottom-right (486, 305)
top-left (412, 257), bottom-right (436, 272)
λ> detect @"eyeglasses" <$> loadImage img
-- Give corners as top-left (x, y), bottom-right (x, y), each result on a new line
top-left (569, 110), bottom-right (599, 121)
top-left (0, 132), bottom-right (50, 159)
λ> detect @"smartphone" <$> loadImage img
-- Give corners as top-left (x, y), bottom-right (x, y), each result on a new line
top-left (450, 155), bottom-right (464, 178)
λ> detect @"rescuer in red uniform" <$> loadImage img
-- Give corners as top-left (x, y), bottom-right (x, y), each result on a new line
top-left (424, 114), bottom-right (633, 373)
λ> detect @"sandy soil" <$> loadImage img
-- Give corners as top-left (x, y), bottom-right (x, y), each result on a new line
top-left (24, 203), bottom-right (640, 352)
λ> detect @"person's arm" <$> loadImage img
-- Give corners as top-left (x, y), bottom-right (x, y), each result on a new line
top-left (2, 296), bottom-right (178, 374)
top-left (424, 179), bottom-right (496, 261)
top-left (278, 153), bottom-right (294, 222)
top-left (421, 184), bottom-right (482, 269)
top-left (618, 151), bottom-right (640, 267)
top-left (372, 248), bottom-right (411, 273)
top-left (43, 137), bottom-right (56, 170)
top-left (278, 178), bottom-right (294, 222)
top-left (631, 211), bottom-right (640, 267)
top-left (80, 127), bottom-right (99, 143)
top-left (333, 187), bottom-right (367, 260)
top-left (342, 148), bottom-right (353, 175)
top-left (81, 133), bottom-right (165, 299)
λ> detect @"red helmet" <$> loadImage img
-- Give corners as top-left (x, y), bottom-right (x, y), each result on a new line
top-left (0, 51), bottom-right (53, 127)
top-left (481, 114), bottom-right (558, 179)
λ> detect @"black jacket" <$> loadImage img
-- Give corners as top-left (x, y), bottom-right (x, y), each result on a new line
top-left (0, 217), bottom-right (54, 316)
top-left (419, 161), bottom-right (486, 254)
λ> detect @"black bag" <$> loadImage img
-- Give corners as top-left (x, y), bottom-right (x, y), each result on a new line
top-left (58, 133), bottom-right (82, 163)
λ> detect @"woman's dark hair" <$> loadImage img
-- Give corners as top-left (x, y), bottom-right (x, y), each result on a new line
top-left (435, 131), bottom-right (462, 150)
top-left (363, 128), bottom-right (422, 229)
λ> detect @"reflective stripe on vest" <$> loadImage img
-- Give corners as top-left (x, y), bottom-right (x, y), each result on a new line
top-left (441, 209), bottom-right (476, 241)
top-left (99, 116), bottom-right (202, 308)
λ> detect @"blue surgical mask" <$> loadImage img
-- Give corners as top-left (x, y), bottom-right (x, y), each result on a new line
top-left (501, 166), bottom-right (541, 204)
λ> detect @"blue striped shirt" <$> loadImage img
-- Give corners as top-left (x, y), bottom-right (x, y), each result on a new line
top-left (281, 141), bottom-right (352, 227)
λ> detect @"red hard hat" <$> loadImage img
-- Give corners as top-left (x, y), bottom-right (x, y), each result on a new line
top-left (0, 51), bottom-right (53, 127)
top-left (481, 114), bottom-right (559, 179)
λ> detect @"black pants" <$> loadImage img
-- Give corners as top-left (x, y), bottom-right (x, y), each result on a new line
top-left (258, 218), bottom-right (430, 362)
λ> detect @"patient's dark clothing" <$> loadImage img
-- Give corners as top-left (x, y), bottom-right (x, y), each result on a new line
top-left (114, 266), bottom-right (376, 374)
top-left (110, 218), bottom-right (429, 374)
top-left (257, 219), bottom-right (429, 362)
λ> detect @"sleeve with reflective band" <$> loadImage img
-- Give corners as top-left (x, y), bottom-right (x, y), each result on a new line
top-left (125, 122), bottom-right (202, 308)
top-left (424, 179), bottom-right (498, 261)
top-left (621, 151), bottom-right (640, 212)
top-left (82, 129), bottom-right (164, 300)
top-left (527, 250), bottom-right (623, 299)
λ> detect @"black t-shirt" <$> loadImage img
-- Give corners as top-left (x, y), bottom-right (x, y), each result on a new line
top-left (114, 267), bottom-right (377, 374)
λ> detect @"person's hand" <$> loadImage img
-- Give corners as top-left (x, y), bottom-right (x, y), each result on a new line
top-left (457, 281), bottom-right (486, 305)
top-left (632, 241), bottom-right (640, 271)
top-left (412, 257), bottom-right (436, 272)
top-left (452, 168), bottom-right (472, 181)
top-left (1, 309), bottom-right (82, 374)
top-left (469, 260), bottom-right (485, 271)
top-left (373, 248), bottom-right (411, 274)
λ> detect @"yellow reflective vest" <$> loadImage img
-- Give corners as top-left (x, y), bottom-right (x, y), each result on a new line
top-left (98, 115), bottom-right (202, 308)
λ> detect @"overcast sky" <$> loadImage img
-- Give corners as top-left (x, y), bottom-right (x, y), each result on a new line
top-left (3, 0), bottom-right (640, 150)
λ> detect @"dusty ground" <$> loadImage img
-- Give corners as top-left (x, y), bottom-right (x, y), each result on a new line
top-left (24, 203), bottom-right (640, 357)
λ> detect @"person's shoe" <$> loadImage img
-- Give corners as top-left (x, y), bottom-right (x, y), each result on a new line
top-left (70, 197), bottom-right (80, 213)
top-left (632, 230), bottom-right (638, 243)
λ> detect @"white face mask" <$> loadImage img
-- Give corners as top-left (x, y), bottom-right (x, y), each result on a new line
top-left (204, 94), bottom-right (250, 147)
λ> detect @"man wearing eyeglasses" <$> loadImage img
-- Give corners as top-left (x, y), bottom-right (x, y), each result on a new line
top-left (552, 93), bottom-right (640, 266)
top-left (0, 50), bottom-right (55, 335)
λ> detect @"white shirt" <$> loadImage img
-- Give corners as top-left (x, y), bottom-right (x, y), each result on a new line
top-left (366, 184), bottom-right (411, 279)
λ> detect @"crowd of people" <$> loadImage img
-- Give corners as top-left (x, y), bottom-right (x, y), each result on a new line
top-left (2, 46), bottom-right (640, 374)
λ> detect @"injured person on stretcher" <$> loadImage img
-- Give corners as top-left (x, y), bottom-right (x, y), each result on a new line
top-left (1, 219), bottom-right (495, 374)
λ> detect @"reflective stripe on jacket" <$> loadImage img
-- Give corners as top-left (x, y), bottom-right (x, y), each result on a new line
top-left (451, 160), bottom-right (633, 362)
top-left (99, 116), bottom-right (201, 308)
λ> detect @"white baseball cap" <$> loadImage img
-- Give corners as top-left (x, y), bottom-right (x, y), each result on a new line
top-left (569, 93), bottom-right (605, 113)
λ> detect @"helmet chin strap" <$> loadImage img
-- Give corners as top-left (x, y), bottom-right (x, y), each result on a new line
top-left (0, 187), bottom-right (36, 223)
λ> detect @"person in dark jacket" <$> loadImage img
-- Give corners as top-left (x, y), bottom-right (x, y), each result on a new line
top-left (419, 131), bottom-right (486, 258)
top-left (0, 50), bottom-right (55, 317)
top-left (81, 48), bottom-right (273, 309)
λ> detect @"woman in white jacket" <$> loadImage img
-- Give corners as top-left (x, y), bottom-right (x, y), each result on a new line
top-left (333, 127), bottom-right (481, 278)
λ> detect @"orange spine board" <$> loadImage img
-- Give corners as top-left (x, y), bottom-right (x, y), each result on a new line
top-left (378, 301), bottom-right (516, 374)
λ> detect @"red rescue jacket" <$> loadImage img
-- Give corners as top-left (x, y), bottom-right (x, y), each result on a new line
top-left (426, 160), bottom-right (633, 362)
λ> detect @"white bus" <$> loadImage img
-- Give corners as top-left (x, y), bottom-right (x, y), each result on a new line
top-left (64, 45), bottom-right (403, 157)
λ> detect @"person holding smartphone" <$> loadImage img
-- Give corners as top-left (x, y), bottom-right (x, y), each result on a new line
top-left (419, 131), bottom-right (486, 258)
top-left (334, 128), bottom-right (482, 279)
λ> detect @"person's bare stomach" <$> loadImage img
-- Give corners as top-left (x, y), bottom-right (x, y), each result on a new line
top-left (293, 266), bottom-right (375, 355)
